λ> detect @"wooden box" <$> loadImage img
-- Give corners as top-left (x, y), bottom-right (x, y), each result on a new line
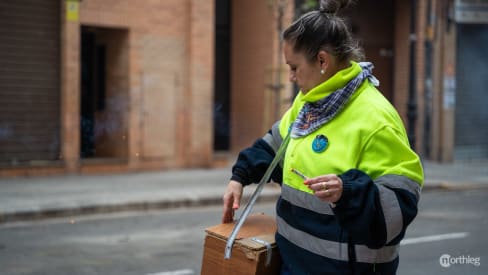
top-left (201, 213), bottom-right (281, 275)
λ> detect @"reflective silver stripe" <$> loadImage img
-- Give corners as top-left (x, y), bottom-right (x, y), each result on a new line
top-left (282, 184), bottom-right (334, 215)
top-left (375, 175), bottom-right (421, 200)
top-left (261, 120), bottom-right (282, 153)
top-left (277, 216), bottom-right (399, 263)
top-left (277, 216), bottom-right (348, 261)
top-left (377, 185), bottom-right (403, 243)
top-left (355, 243), bottom-right (399, 263)
top-left (262, 133), bottom-right (279, 152)
top-left (271, 120), bottom-right (283, 145)
top-left (374, 175), bottom-right (420, 243)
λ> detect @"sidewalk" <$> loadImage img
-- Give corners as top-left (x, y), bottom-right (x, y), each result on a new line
top-left (1, 160), bottom-right (487, 224)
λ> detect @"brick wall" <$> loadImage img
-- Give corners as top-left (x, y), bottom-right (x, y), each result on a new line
top-left (393, 1), bottom-right (411, 127)
top-left (230, 0), bottom-right (277, 151)
top-left (230, 0), bottom-right (296, 152)
top-left (393, 0), bottom-right (427, 155)
top-left (65, 0), bottom-right (214, 172)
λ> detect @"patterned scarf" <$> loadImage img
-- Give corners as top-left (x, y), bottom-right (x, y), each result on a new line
top-left (291, 62), bottom-right (379, 138)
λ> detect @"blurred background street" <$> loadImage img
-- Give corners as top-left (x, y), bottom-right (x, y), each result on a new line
top-left (1, 0), bottom-right (488, 274)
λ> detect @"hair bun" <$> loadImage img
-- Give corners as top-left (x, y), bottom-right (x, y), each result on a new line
top-left (319, 0), bottom-right (351, 15)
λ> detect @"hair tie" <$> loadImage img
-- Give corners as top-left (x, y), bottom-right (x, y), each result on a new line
top-left (319, 7), bottom-right (330, 14)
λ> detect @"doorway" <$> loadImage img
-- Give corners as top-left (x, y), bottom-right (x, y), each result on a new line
top-left (80, 26), bottom-right (129, 159)
top-left (343, 0), bottom-right (394, 102)
top-left (213, 0), bottom-right (232, 151)
top-left (81, 28), bottom-right (105, 157)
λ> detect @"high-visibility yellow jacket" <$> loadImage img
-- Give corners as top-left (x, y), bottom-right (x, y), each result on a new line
top-left (231, 61), bottom-right (423, 274)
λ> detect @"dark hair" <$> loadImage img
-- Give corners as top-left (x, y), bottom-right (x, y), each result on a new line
top-left (283, 0), bottom-right (363, 64)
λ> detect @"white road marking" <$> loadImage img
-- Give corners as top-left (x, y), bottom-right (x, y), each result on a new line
top-left (145, 269), bottom-right (194, 275)
top-left (401, 232), bottom-right (469, 245)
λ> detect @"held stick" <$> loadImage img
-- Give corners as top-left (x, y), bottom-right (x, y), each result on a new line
top-left (224, 131), bottom-right (291, 260)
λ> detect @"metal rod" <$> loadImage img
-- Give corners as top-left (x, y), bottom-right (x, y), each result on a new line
top-left (224, 131), bottom-right (291, 260)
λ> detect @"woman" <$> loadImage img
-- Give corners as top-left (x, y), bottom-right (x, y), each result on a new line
top-left (222, 0), bottom-right (423, 274)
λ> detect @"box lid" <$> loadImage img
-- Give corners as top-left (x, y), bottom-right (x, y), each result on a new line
top-left (205, 213), bottom-right (276, 251)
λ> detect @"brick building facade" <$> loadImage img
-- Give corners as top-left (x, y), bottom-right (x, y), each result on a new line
top-left (0, 0), bottom-right (485, 177)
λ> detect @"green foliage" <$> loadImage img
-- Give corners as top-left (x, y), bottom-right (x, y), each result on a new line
top-left (300, 0), bottom-right (319, 14)
top-left (293, 0), bottom-right (319, 19)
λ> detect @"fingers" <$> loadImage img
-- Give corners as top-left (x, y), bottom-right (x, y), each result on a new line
top-left (222, 195), bottom-right (234, 223)
top-left (222, 191), bottom-right (236, 223)
top-left (304, 174), bottom-right (337, 185)
top-left (304, 178), bottom-right (341, 192)
top-left (315, 188), bottom-right (341, 202)
top-left (303, 174), bottom-right (343, 203)
top-left (221, 181), bottom-right (243, 223)
top-left (233, 191), bottom-right (241, 210)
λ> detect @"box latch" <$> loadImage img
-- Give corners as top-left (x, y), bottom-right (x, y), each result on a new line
top-left (251, 237), bottom-right (272, 266)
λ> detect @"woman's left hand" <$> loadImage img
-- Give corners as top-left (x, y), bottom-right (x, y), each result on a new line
top-left (304, 174), bottom-right (343, 204)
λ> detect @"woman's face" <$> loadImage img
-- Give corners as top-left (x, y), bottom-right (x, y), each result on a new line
top-left (284, 41), bottom-right (323, 94)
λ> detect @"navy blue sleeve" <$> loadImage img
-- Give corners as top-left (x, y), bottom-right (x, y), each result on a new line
top-left (231, 138), bottom-right (283, 186)
top-left (333, 169), bottom-right (419, 249)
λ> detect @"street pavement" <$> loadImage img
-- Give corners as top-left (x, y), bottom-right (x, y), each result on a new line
top-left (0, 159), bottom-right (487, 224)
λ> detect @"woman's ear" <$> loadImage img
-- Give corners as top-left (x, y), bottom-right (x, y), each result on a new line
top-left (317, 50), bottom-right (330, 71)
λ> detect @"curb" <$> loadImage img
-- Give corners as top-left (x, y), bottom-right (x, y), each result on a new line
top-left (423, 180), bottom-right (488, 191)
top-left (2, 181), bottom-right (487, 224)
top-left (0, 193), bottom-right (280, 224)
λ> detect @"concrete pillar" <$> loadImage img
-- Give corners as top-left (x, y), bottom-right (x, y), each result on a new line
top-left (61, 0), bottom-right (81, 172)
top-left (188, 0), bottom-right (215, 167)
top-left (440, 15), bottom-right (456, 162)
top-left (430, 0), bottom-right (456, 162)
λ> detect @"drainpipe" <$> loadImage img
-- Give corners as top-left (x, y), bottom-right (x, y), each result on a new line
top-left (424, 0), bottom-right (435, 158)
top-left (407, 0), bottom-right (418, 150)
top-left (274, 0), bottom-right (285, 121)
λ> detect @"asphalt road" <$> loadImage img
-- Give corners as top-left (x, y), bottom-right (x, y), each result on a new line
top-left (0, 189), bottom-right (486, 275)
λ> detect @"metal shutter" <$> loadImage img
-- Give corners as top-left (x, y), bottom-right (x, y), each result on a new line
top-left (455, 24), bottom-right (488, 160)
top-left (0, 0), bottom-right (61, 165)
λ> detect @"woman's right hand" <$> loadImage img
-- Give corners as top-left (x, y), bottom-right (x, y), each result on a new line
top-left (221, 180), bottom-right (243, 223)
